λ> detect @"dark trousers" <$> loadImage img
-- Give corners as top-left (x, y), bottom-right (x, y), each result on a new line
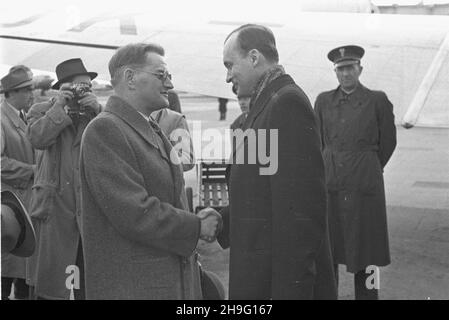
top-left (334, 264), bottom-right (379, 300)
top-left (218, 98), bottom-right (228, 113)
top-left (2, 277), bottom-right (29, 300)
top-left (218, 98), bottom-right (228, 120)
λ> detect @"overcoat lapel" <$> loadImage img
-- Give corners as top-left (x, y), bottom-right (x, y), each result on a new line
top-left (231, 75), bottom-right (295, 162)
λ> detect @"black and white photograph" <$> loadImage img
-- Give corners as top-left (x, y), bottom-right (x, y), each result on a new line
top-left (1, 0), bottom-right (448, 302)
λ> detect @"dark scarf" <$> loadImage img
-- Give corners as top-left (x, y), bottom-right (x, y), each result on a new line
top-left (250, 64), bottom-right (286, 109)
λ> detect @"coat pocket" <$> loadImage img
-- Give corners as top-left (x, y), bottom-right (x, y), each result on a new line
top-left (29, 183), bottom-right (56, 221)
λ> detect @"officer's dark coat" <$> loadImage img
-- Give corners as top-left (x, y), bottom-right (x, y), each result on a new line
top-left (219, 74), bottom-right (337, 300)
top-left (314, 84), bottom-right (396, 273)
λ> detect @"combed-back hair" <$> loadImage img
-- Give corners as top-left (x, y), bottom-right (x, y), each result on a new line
top-left (225, 24), bottom-right (279, 63)
top-left (108, 43), bottom-right (165, 85)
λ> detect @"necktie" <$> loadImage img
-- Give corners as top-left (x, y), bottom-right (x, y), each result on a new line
top-left (148, 118), bottom-right (162, 135)
top-left (148, 118), bottom-right (176, 165)
top-left (19, 111), bottom-right (27, 125)
top-left (148, 118), bottom-right (184, 207)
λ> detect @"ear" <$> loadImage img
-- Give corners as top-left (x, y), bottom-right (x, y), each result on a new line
top-left (358, 64), bottom-right (363, 75)
top-left (248, 49), bottom-right (261, 67)
top-left (124, 68), bottom-right (136, 89)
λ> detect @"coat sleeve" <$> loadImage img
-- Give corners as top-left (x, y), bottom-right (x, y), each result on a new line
top-left (80, 117), bottom-right (201, 258)
top-left (217, 165), bottom-right (231, 249)
top-left (27, 100), bottom-right (73, 150)
top-left (268, 92), bottom-right (328, 299)
top-left (217, 205), bottom-right (230, 249)
top-left (166, 114), bottom-right (196, 172)
top-left (313, 95), bottom-right (325, 150)
top-left (1, 125), bottom-right (35, 189)
top-left (376, 92), bottom-right (397, 168)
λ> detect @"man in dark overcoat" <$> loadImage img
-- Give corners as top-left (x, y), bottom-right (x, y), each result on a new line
top-left (314, 45), bottom-right (397, 300)
top-left (217, 24), bottom-right (337, 299)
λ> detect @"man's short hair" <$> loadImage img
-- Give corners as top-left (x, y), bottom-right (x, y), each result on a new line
top-left (225, 24), bottom-right (279, 63)
top-left (108, 43), bottom-right (165, 85)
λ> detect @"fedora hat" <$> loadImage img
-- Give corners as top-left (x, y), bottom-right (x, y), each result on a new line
top-left (52, 58), bottom-right (98, 89)
top-left (0, 65), bottom-right (33, 94)
top-left (1, 190), bottom-right (36, 257)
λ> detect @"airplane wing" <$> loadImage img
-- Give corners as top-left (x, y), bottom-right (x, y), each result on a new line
top-left (1, 3), bottom-right (448, 128)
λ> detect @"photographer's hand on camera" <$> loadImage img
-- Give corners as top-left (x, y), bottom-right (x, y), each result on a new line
top-left (54, 83), bottom-right (74, 110)
top-left (78, 92), bottom-right (100, 114)
top-left (78, 93), bottom-right (100, 115)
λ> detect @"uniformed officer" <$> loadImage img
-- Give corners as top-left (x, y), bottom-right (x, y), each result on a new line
top-left (314, 45), bottom-right (397, 300)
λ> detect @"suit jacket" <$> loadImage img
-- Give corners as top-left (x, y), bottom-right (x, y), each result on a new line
top-left (1, 100), bottom-right (35, 278)
top-left (220, 74), bottom-right (337, 300)
top-left (80, 96), bottom-right (202, 299)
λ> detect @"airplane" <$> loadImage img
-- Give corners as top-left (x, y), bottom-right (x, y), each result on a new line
top-left (1, 0), bottom-right (448, 130)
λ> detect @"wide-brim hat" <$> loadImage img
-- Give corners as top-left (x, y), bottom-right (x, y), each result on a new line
top-left (327, 45), bottom-right (365, 68)
top-left (52, 58), bottom-right (98, 89)
top-left (1, 190), bottom-right (36, 257)
top-left (0, 66), bottom-right (34, 94)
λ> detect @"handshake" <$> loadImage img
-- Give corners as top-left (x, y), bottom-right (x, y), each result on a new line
top-left (198, 208), bottom-right (223, 243)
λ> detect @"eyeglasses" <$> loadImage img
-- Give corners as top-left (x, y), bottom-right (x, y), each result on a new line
top-left (134, 69), bottom-right (172, 82)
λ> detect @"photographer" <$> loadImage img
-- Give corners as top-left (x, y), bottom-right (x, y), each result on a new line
top-left (26, 58), bottom-right (100, 300)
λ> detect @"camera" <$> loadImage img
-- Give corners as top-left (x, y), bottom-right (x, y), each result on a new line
top-left (70, 82), bottom-right (91, 101)
top-left (67, 82), bottom-right (92, 120)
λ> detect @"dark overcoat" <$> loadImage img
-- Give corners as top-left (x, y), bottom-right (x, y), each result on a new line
top-left (314, 84), bottom-right (396, 273)
top-left (79, 96), bottom-right (202, 300)
top-left (219, 75), bottom-right (337, 300)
